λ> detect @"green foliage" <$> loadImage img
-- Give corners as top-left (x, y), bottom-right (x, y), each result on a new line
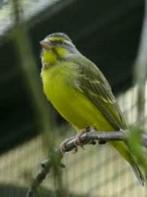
top-left (128, 126), bottom-right (147, 178)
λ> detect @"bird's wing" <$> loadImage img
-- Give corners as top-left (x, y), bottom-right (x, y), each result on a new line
top-left (67, 54), bottom-right (127, 130)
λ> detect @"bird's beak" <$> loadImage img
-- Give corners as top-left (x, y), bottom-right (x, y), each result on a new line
top-left (40, 40), bottom-right (52, 49)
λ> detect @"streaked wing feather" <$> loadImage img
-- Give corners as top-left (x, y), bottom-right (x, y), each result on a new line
top-left (67, 54), bottom-right (127, 130)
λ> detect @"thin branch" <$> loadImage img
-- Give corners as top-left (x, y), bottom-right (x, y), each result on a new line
top-left (26, 129), bottom-right (147, 197)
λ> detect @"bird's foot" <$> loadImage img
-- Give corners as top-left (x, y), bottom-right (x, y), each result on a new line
top-left (74, 126), bottom-right (92, 150)
top-left (59, 126), bottom-right (98, 154)
top-left (74, 133), bottom-right (84, 151)
top-left (84, 126), bottom-right (97, 145)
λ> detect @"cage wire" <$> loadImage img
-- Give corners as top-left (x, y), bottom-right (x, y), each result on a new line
top-left (1, 0), bottom-right (147, 197)
top-left (1, 84), bottom-right (147, 197)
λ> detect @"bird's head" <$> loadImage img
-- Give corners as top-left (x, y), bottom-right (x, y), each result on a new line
top-left (40, 32), bottom-right (77, 68)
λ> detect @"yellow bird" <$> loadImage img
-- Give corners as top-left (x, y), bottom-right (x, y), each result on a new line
top-left (40, 32), bottom-right (144, 185)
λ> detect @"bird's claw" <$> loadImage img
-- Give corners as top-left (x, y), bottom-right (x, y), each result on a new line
top-left (73, 133), bottom-right (85, 150)
top-left (73, 126), bottom-right (94, 150)
top-left (60, 126), bottom-right (94, 154)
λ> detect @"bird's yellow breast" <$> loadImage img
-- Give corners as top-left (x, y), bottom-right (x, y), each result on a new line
top-left (41, 62), bottom-right (113, 131)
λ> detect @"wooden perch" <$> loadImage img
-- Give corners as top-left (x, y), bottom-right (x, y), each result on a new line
top-left (26, 129), bottom-right (147, 197)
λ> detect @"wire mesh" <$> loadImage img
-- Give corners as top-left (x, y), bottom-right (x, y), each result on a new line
top-left (1, 0), bottom-right (147, 196)
top-left (0, 84), bottom-right (147, 196)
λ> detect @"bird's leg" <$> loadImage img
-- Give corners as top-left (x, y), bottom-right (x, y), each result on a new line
top-left (60, 126), bottom-right (99, 154)
top-left (74, 126), bottom-right (107, 148)
top-left (84, 127), bottom-right (106, 145)
top-left (74, 126), bottom-right (91, 149)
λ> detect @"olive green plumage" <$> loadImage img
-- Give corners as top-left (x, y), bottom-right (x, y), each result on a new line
top-left (40, 32), bottom-right (144, 185)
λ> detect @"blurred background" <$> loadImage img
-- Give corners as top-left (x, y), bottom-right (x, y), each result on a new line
top-left (0, 0), bottom-right (147, 196)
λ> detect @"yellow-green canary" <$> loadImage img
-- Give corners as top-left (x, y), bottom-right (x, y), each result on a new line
top-left (40, 32), bottom-right (144, 185)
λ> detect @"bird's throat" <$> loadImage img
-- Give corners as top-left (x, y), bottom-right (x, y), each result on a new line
top-left (41, 49), bottom-right (57, 68)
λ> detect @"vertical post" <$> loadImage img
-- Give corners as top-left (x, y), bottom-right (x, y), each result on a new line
top-left (131, 0), bottom-right (147, 176)
top-left (134, 1), bottom-right (147, 126)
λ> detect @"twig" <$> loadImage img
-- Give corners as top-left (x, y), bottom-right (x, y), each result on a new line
top-left (26, 130), bottom-right (147, 197)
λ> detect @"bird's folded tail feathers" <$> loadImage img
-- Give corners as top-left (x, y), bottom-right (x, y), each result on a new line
top-left (111, 141), bottom-right (144, 185)
top-left (131, 162), bottom-right (144, 186)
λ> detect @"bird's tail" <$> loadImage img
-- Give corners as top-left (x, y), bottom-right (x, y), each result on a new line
top-left (111, 141), bottom-right (144, 185)
top-left (131, 162), bottom-right (144, 185)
